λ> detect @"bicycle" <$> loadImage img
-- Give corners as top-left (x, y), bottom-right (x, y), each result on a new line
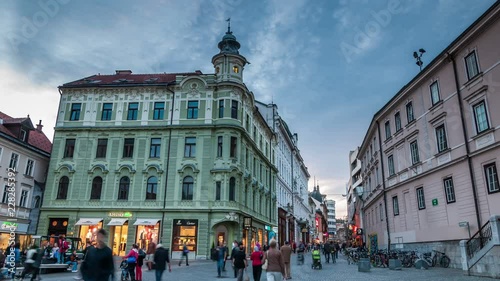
top-left (432, 250), bottom-right (450, 268)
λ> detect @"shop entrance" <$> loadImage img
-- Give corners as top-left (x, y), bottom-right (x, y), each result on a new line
top-left (108, 219), bottom-right (129, 256)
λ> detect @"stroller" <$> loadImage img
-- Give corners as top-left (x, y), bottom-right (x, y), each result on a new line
top-left (120, 260), bottom-right (130, 281)
top-left (311, 248), bottom-right (322, 270)
top-left (297, 251), bottom-right (304, 265)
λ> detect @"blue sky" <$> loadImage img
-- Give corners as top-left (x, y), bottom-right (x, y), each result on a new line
top-left (0, 0), bottom-right (496, 216)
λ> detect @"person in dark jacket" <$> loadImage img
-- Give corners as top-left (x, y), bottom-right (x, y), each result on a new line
top-left (81, 229), bottom-right (114, 281)
top-left (153, 244), bottom-right (171, 281)
top-left (230, 240), bottom-right (239, 278)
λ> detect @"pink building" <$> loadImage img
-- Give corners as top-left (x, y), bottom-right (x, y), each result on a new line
top-left (357, 2), bottom-right (500, 269)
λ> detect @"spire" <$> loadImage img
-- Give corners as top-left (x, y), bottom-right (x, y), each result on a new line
top-left (227, 17), bottom-right (231, 34)
top-left (217, 18), bottom-right (241, 55)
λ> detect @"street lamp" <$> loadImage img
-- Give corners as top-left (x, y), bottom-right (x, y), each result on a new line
top-left (413, 48), bottom-right (426, 71)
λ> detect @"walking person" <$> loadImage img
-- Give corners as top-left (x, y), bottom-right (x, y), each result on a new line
top-left (215, 241), bottom-right (227, 278)
top-left (232, 242), bottom-right (247, 281)
top-left (145, 242), bottom-right (156, 270)
top-left (80, 229), bottom-right (114, 281)
top-left (221, 242), bottom-right (229, 272)
top-left (262, 239), bottom-right (285, 281)
top-left (153, 244), bottom-right (171, 281)
top-left (323, 241), bottom-right (331, 263)
top-left (136, 247), bottom-right (146, 281)
top-left (280, 241), bottom-right (292, 279)
top-left (178, 243), bottom-right (189, 266)
top-left (123, 244), bottom-right (139, 281)
top-left (250, 246), bottom-right (263, 281)
top-left (230, 240), bottom-right (239, 278)
top-left (19, 245), bottom-right (41, 281)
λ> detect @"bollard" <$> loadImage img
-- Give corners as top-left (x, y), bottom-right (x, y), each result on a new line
top-left (358, 258), bottom-right (371, 272)
top-left (389, 259), bottom-right (402, 270)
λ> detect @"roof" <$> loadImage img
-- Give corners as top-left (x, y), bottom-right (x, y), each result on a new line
top-left (61, 71), bottom-right (203, 88)
top-left (0, 111), bottom-right (52, 154)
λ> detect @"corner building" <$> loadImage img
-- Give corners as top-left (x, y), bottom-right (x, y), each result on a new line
top-left (37, 28), bottom-right (278, 259)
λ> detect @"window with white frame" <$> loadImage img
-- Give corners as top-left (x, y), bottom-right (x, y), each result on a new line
top-left (406, 101), bottom-right (415, 123)
top-left (430, 81), bottom-right (440, 105)
top-left (443, 177), bottom-right (456, 203)
top-left (395, 112), bottom-right (402, 132)
top-left (465, 51), bottom-right (479, 80)
top-left (19, 190), bottom-right (28, 208)
top-left (388, 155), bottom-right (395, 176)
top-left (9, 153), bottom-right (19, 169)
top-left (473, 100), bottom-right (489, 134)
top-left (410, 140), bottom-right (420, 165)
top-left (484, 163), bottom-right (499, 194)
top-left (25, 159), bottom-right (34, 176)
top-left (435, 124), bottom-right (448, 153)
top-left (416, 187), bottom-right (426, 210)
top-left (1, 186), bottom-right (9, 204)
top-left (385, 121), bottom-right (391, 140)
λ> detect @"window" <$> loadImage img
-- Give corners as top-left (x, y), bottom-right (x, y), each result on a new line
top-left (410, 140), bottom-right (420, 165)
top-left (33, 196), bottom-right (41, 208)
top-left (19, 190), bottom-right (28, 207)
top-left (20, 129), bottom-right (27, 141)
top-left (2, 186), bottom-right (9, 204)
top-left (96, 139), bottom-right (108, 158)
top-left (231, 100), bottom-right (238, 119)
top-left (90, 177), bottom-right (102, 200)
top-left (406, 102), bottom-right (415, 123)
top-left (465, 51), bottom-right (479, 80)
top-left (150, 138), bottom-right (161, 158)
top-left (484, 163), bottom-right (499, 194)
top-left (184, 137), bottom-right (196, 157)
top-left (430, 81), bottom-right (440, 105)
top-left (395, 112), bottom-right (402, 132)
top-left (187, 101), bottom-right (198, 119)
top-left (70, 103), bottom-right (81, 121)
top-left (435, 124), bottom-right (448, 153)
top-left (8, 153), bottom-right (19, 170)
top-left (218, 100), bottom-right (224, 118)
top-left (182, 176), bottom-right (194, 200)
top-left (392, 196), bottom-right (399, 216)
top-left (443, 177), bottom-right (456, 203)
top-left (217, 136), bottom-right (223, 158)
top-left (127, 102), bottom-right (139, 120)
top-left (385, 121), bottom-right (391, 140)
top-left (388, 155), bottom-right (395, 176)
top-left (146, 176), bottom-right (157, 200)
top-left (101, 103), bottom-right (113, 120)
top-left (25, 159), bottom-right (34, 176)
top-left (233, 66), bottom-right (239, 73)
top-left (123, 138), bottom-right (134, 158)
top-left (215, 181), bottom-right (221, 201)
top-left (379, 203), bottom-right (384, 221)
top-left (229, 177), bottom-right (236, 201)
top-left (153, 102), bottom-right (165, 120)
top-left (416, 187), bottom-right (426, 210)
top-left (473, 101), bottom-right (489, 134)
top-left (230, 137), bottom-right (237, 158)
top-left (118, 177), bottom-right (130, 200)
top-left (57, 176), bottom-right (69, 199)
top-left (63, 139), bottom-right (75, 158)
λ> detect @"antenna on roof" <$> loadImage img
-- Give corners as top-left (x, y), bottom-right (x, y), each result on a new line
top-left (226, 17), bottom-right (231, 34)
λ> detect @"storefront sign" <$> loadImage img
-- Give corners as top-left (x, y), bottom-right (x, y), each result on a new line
top-left (265, 225), bottom-right (271, 231)
top-left (1, 221), bottom-right (17, 230)
top-left (0, 221), bottom-right (29, 233)
top-left (108, 212), bottom-right (133, 218)
top-left (356, 228), bottom-right (363, 235)
top-left (174, 219), bottom-right (198, 226)
top-left (244, 217), bottom-right (252, 228)
top-left (432, 199), bottom-right (438, 206)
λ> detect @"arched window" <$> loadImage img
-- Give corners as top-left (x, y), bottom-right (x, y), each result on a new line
top-left (57, 176), bottom-right (69, 199)
top-left (33, 196), bottom-right (41, 208)
top-left (118, 176), bottom-right (130, 200)
top-left (91, 176), bottom-right (103, 200)
top-left (229, 177), bottom-right (236, 201)
top-left (146, 176), bottom-right (157, 200)
top-left (182, 176), bottom-right (194, 200)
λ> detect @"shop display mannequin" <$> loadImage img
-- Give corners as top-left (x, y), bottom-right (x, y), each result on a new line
top-left (86, 229), bottom-right (92, 243)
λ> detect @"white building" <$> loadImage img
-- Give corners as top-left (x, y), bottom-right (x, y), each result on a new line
top-left (325, 199), bottom-right (336, 239)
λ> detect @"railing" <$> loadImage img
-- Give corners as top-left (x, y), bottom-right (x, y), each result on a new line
top-left (466, 220), bottom-right (492, 259)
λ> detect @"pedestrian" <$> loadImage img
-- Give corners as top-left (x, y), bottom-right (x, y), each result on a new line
top-left (230, 240), bottom-right (239, 278)
top-left (261, 239), bottom-right (285, 281)
top-left (146, 242), bottom-right (156, 270)
top-left (323, 241), bottom-right (331, 263)
top-left (80, 229), bottom-right (114, 281)
top-left (335, 242), bottom-right (340, 260)
top-left (58, 235), bottom-right (70, 264)
top-left (123, 244), bottom-right (139, 281)
top-left (178, 243), bottom-right (189, 266)
top-left (292, 241), bottom-right (296, 253)
top-left (232, 242), bottom-right (247, 281)
top-left (215, 241), bottom-right (227, 278)
top-left (250, 246), bottom-right (263, 281)
top-left (280, 241), bottom-right (292, 279)
top-left (222, 242), bottom-right (229, 272)
top-left (19, 245), bottom-right (41, 281)
top-left (153, 244), bottom-right (171, 281)
top-left (136, 247), bottom-right (146, 281)
top-left (65, 250), bottom-right (79, 272)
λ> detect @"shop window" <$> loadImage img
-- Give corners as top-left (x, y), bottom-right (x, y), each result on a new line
top-left (57, 176), bottom-right (69, 199)
top-left (136, 223), bottom-right (159, 250)
top-left (182, 176), bottom-right (194, 200)
top-left (118, 176), bottom-right (130, 200)
top-left (111, 222), bottom-right (129, 256)
top-left (79, 222), bottom-right (103, 246)
top-left (146, 176), bottom-right (157, 200)
top-left (172, 219), bottom-right (198, 253)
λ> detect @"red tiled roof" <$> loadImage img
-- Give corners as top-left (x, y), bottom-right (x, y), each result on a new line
top-left (0, 111), bottom-right (52, 154)
top-left (62, 71), bottom-right (203, 87)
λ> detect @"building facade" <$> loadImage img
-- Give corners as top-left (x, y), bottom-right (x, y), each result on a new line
top-left (325, 199), bottom-right (336, 240)
top-left (357, 2), bottom-right (500, 268)
top-left (37, 28), bottom-right (278, 259)
top-left (346, 147), bottom-right (364, 246)
top-left (0, 112), bottom-right (52, 249)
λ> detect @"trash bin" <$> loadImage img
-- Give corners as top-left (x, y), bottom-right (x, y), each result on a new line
top-left (389, 259), bottom-right (402, 270)
top-left (358, 258), bottom-right (371, 272)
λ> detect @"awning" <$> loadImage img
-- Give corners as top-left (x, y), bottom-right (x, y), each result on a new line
top-left (107, 219), bottom-right (128, 226)
top-left (75, 218), bottom-right (103, 226)
top-left (133, 219), bottom-right (160, 226)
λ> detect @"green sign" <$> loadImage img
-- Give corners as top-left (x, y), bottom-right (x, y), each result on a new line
top-left (432, 199), bottom-right (438, 206)
top-left (108, 212), bottom-right (133, 218)
top-left (1, 222), bottom-right (18, 229)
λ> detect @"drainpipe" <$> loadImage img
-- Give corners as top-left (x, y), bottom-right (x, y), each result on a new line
top-left (449, 52), bottom-right (482, 233)
top-left (376, 120), bottom-right (391, 252)
top-left (160, 82), bottom-right (176, 243)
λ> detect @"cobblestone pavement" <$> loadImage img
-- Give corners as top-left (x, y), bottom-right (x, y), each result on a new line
top-left (24, 252), bottom-right (489, 281)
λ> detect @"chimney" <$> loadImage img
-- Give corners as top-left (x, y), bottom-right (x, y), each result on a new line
top-left (36, 120), bottom-right (43, 132)
top-left (115, 70), bottom-right (132, 75)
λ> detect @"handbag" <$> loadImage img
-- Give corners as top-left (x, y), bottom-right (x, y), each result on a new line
top-left (127, 256), bottom-right (137, 263)
top-left (262, 251), bottom-right (269, 270)
top-left (243, 271), bottom-right (250, 281)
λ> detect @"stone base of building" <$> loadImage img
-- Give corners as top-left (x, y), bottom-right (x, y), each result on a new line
top-left (391, 240), bottom-right (461, 269)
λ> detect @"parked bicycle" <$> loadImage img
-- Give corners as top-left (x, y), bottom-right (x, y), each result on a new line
top-left (432, 250), bottom-right (450, 268)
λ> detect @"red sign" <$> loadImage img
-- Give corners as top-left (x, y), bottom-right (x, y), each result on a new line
top-left (315, 217), bottom-right (319, 227)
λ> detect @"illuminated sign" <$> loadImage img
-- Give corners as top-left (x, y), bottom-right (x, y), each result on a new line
top-left (108, 212), bottom-right (133, 218)
top-left (315, 217), bottom-right (319, 227)
top-left (1, 222), bottom-right (17, 229)
top-left (244, 217), bottom-right (252, 228)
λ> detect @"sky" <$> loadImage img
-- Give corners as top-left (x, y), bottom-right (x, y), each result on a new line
top-left (0, 0), bottom-right (496, 217)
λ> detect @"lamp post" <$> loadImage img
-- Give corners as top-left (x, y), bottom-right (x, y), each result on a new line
top-left (413, 48), bottom-right (426, 71)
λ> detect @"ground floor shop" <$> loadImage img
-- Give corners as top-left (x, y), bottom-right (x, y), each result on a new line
top-left (0, 220), bottom-right (31, 250)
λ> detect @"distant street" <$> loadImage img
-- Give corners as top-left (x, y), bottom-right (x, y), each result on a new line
top-left (26, 252), bottom-right (488, 281)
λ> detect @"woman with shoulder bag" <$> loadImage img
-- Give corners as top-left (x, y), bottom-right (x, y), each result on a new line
top-left (123, 244), bottom-right (139, 281)
top-left (250, 246), bottom-right (263, 281)
top-left (261, 239), bottom-right (285, 281)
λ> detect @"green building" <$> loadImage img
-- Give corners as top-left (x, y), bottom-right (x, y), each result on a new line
top-left (37, 27), bottom-right (277, 259)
